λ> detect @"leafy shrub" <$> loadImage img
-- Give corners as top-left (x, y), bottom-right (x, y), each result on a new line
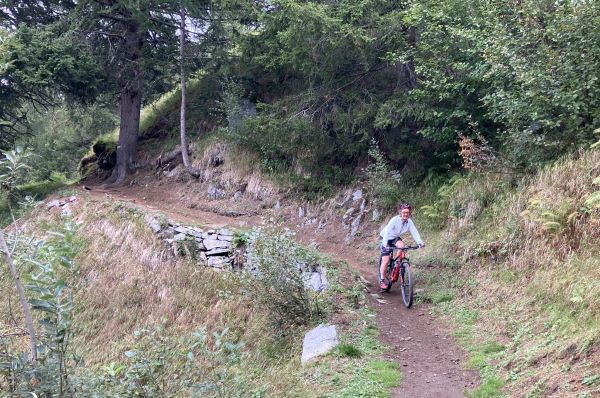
top-left (84, 325), bottom-right (246, 398)
top-left (0, 223), bottom-right (82, 397)
top-left (18, 104), bottom-right (117, 182)
top-left (364, 139), bottom-right (403, 211)
top-left (245, 229), bottom-right (325, 335)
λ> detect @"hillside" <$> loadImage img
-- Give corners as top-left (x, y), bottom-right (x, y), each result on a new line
top-left (1, 1), bottom-right (599, 396)
top-left (4, 121), bottom-right (598, 397)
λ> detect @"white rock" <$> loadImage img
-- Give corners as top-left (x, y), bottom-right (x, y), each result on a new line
top-left (350, 213), bottom-right (363, 237)
top-left (173, 233), bottom-right (187, 241)
top-left (301, 324), bottom-right (339, 365)
top-left (217, 235), bottom-right (234, 242)
top-left (188, 230), bottom-right (203, 238)
top-left (207, 256), bottom-right (230, 268)
top-left (46, 200), bottom-right (61, 209)
top-left (343, 207), bottom-right (355, 219)
top-left (218, 228), bottom-right (233, 237)
top-left (352, 189), bottom-right (363, 202)
top-left (303, 268), bottom-right (329, 292)
top-left (372, 209), bottom-right (381, 222)
top-left (203, 239), bottom-right (231, 250)
top-left (147, 219), bottom-right (162, 233)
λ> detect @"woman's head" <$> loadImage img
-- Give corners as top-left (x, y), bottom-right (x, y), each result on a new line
top-left (397, 202), bottom-right (411, 221)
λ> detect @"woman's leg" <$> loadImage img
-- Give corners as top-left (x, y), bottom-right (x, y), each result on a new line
top-left (380, 254), bottom-right (390, 281)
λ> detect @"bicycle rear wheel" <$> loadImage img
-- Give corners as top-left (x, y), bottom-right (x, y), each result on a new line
top-left (400, 262), bottom-right (413, 308)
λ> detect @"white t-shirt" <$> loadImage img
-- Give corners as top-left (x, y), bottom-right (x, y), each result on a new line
top-left (379, 216), bottom-right (424, 246)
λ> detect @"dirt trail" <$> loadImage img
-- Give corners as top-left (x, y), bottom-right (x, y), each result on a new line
top-left (83, 183), bottom-right (478, 397)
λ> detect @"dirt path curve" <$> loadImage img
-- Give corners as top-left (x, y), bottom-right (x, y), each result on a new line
top-left (83, 184), bottom-right (478, 397)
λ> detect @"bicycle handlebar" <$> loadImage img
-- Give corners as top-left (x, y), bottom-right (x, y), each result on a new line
top-left (389, 245), bottom-right (421, 251)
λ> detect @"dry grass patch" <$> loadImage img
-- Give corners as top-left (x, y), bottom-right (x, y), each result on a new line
top-left (420, 149), bottom-right (600, 397)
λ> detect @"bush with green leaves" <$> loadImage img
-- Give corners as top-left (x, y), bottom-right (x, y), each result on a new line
top-left (245, 228), bottom-right (326, 335)
top-left (82, 324), bottom-right (246, 398)
top-left (0, 223), bottom-right (83, 396)
top-left (17, 104), bottom-right (117, 182)
top-left (364, 139), bottom-right (403, 212)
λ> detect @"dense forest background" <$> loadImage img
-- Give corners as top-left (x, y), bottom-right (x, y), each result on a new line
top-left (1, 0), bottom-right (598, 191)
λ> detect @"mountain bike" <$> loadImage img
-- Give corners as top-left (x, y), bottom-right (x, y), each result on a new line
top-left (378, 245), bottom-right (419, 308)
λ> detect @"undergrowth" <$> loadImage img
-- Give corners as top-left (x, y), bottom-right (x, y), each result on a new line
top-left (1, 195), bottom-right (401, 397)
top-left (416, 148), bottom-right (600, 397)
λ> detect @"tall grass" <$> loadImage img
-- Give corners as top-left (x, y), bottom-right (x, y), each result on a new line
top-left (419, 149), bottom-right (600, 397)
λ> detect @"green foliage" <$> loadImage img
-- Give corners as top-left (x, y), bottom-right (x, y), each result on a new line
top-left (478, 0), bottom-right (600, 165)
top-left (0, 222), bottom-right (83, 396)
top-left (0, 25), bottom-right (105, 148)
top-left (17, 104), bottom-right (117, 182)
top-left (246, 228), bottom-right (325, 334)
top-left (86, 325), bottom-right (246, 398)
top-left (364, 139), bottom-right (403, 212)
top-left (466, 376), bottom-right (504, 398)
top-left (337, 343), bottom-right (362, 358)
top-left (0, 147), bottom-right (32, 193)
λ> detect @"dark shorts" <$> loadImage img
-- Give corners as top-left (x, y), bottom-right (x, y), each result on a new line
top-left (380, 237), bottom-right (400, 256)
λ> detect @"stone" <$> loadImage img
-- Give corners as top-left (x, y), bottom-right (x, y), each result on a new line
top-left (207, 256), bottom-right (230, 268)
top-left (232, 191), bottom-right (243, 201)
top-left (208, 185), bottom-right (225, 200)
top-left (166, 165), bottom-right (182, 178)
top-left (298, 207), bottom-right (305, 218)
top-left (218, 228), bottom-right (234, 237)
top-left (352, 189), bottom-right (363, 202)
top-left (350, 214), bottom-right (363, 237)
top-left (68, 195), bottom-right (77, 202)
top-left (173, 233), bottom-right (187, 241)
top-left (217, 234), bottom-right (234, 242)
top-left (317, 220), bottom-right (326, 230)
top-left (148, 219), bottom-right (162, 233)
top-left (301, 324), bottom-right (339, 365)
top-left (303, 268), bottom-right (329, 292)
top-left (188, 230), bottom-right (203, 239)
top-left (206, 247), bottom-right (231, 256)
top-left (372, 209), bottom-right (381, 222)
top-left (203, 239), bottom-right (231, 251)
top-left (274, 201), bottom-right (281, 210)
top-left (46, 200), bottom-right (61, 209)
top-left (343, 207), bottom-right (355, 219)
top-left (359, 199), bottom-right (366, 212)
top-left (196, 240), bottom-right (206, 251)
top-left (174, 226), bottom-right (189, 233)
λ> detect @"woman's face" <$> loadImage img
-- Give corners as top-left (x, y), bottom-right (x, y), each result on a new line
top-left (399, 208), bottom-right (411, 221)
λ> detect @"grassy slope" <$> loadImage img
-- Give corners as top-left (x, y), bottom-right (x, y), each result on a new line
top-left (0, 195), bottom-right (401, 397)
top-left (414, 149), bottom-right (600, 397)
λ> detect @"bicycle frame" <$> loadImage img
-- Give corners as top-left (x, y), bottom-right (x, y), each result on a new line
top-left (379, 245), bottom-right (418, 307)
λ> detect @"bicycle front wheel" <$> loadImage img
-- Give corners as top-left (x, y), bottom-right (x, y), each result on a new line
top-left (400, 262), bottom-right (413, 308)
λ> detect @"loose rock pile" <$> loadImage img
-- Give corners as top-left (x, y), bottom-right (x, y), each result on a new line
top-left (46, 196), bottom-right (77, 217)
top-left (145, 215), bottom-right (235, 270)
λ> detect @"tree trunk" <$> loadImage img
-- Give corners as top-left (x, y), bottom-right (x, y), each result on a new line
top-left (0, 231), bottom-right (37, 363)
top-left (180, 7), bottom-right (190, 169)
top-left (179, 7), bottom-right (202, 178)
top-left (106, 22), bottom-right (144, 186)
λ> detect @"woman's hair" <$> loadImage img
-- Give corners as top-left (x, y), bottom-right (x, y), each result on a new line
top-left (397, 202), bottom-right (412, 211)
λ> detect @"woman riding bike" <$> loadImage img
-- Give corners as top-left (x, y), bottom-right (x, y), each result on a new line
top-left (379, 202), bottom-right (425, 290)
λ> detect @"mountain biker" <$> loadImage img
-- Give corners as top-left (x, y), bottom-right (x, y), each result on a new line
top-left (379, 202), bottom-right (424, 290)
